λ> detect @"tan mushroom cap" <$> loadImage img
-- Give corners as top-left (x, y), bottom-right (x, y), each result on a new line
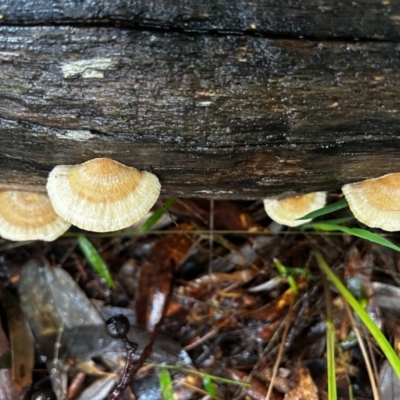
top-left (0, 191), bottom-right (71, 241)
top-left (342, 173), bottom-right (400, 231)
top-left (263, 192), bottom-right (327, 227)
top-left (46, 158), bottom-right (161, 232)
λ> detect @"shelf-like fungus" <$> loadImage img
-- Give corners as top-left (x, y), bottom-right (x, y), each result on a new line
top-left (263, 192), bottom-right (327, 227)
top-left (342, 173), bottom-right (400, 231)
top-left (46, 158), bottom-right (161, 232)
top-left (0, 191), bottom-right (71, 241)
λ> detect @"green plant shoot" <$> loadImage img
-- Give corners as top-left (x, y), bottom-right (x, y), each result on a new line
top-left (78, 235), bottom-right (115, 289)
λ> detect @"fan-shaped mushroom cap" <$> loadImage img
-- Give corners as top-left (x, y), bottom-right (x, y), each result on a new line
top-left (0, 191), bottom-right (71, 241)
top-left (263, 192), bottom-right (327, 227)
top-left (46, 158), bottom-right (161, 232)
top-left (342, 173), bottom-right (400, 231)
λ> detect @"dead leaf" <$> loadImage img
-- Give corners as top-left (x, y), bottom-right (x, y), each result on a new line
top-left (0, 288), bottom-right (34, 390)
top-left (136, 224), bottom-right (194, 329)
top-left (284, 363), bottom-right (318, 400)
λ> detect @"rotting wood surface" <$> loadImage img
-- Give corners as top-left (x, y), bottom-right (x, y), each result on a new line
top-left (1, 1), bottom-right (400, 199)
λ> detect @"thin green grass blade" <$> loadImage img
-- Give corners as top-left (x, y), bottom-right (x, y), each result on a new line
top-left (326, 316), bottom-right (336, 400)
top-left (302, 216), bottom-right (354, 229)
top-left (315, 251), bottom-right (400, 380)
top-left (312, 223), bottom-right (400, 252)
top-left (152, 364), bottom-right (250, 388)
top-left (286, 276), bottom-right (298, 294)
top-left (273, 258), bottom-right (299, 294)
top-left (203, 376), bottom-right (218, 397)
top-left (283, 266), bottom-right (314, 279)
top-left (140, 198), bottom-right (177, 232)
top-left (316, 216), bottom-right (354, 225)
top-left (77, 235), bottom-right (115, 289)
top-left (273, 258), bottom-right (286, 276)
top-left (298, 198), bottom-right (349, 220)
top-left (323, 274), bottom-right (337, 400)
top-left (159, 366), bottom-right (174, 400)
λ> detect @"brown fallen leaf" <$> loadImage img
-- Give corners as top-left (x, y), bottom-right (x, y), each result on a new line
top-left (0, 315), bottom-right (26, 399)
top-left (170, 199), bottom-right (260, 231)
top-left (227, 368), bottom-right (281, 400)
top-left (284, 363), bottom-right (318, 400)
top-left (0, 288), bottom-right (34, 390)
top-left (136, 223), bottom-right (194, 329)
top-left (193, 268), bottom-right (259, 285)
top-left (246, 280), bottom-right (307, 322)
top-left (213, 201), bottom-right (260, 231)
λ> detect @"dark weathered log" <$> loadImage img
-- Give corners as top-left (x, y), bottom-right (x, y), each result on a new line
top-left (2, 0), bottom-right (400, 39)
top-left (1, 2), bottom-right (400, 199)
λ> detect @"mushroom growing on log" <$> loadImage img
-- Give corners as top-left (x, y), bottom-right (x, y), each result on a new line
top-left (342, 173), bottom-right (400, 232)
top-left (263, 192), bottom-right (327, 227)
top-left (47, 158), bottom-right (161, 232)
top-left (0, 191), bottom-right (70, 241)
top-left (1, 1), bottom-right (400, 199)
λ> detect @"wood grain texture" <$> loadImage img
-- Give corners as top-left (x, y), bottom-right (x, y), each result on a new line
top-left (2, 0), bottom-right (400, 39)
top-left (1, 3), bottom-right (400, 199)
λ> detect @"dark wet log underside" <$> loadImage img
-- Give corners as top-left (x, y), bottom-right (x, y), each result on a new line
top-left (1, 1), bottom-right (400, 199)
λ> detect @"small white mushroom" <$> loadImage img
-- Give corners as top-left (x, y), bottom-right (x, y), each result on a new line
top-left (342, 173), bottom-right (400, 231)
top-left (0, 191), bottom-right (71, 241)
top-left (46, 158), bottom-right (161, 232)
top-left (263, 192), bottom-right (327, 227)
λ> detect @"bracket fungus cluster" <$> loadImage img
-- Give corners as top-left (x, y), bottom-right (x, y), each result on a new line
top-left (2, 155), bottom-right (399, 241)
top-left (263, 192), bottom-right (327, 227)
top-left (342, 173), bottom-right (400, 232)
top-left (0, 158), bottom-right (161, 242)
top-left (263, 173), bottom-right (400, 232)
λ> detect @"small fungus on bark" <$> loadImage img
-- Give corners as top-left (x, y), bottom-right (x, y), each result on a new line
top-left (342, 173), bottom-right (400, 231)
top-left (0, 191), bottom-right (70, 241)
top-left (263, 192), bottom-right (327, 227)
top-left (46, 158), bottom-right (161, 232)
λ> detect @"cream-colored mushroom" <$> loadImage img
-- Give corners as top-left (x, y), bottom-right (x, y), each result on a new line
top-left (263, 192), bottom-right (327, 227)
top-left (0, 191), bottom-right (71, 241)
top-left (342, 173), bottom-right (400, 231)
top-left (46, 158), bottom-right (161, 232)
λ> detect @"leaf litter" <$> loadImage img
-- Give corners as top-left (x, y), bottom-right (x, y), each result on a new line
top-left (0, 196), bottom-right (400, 398)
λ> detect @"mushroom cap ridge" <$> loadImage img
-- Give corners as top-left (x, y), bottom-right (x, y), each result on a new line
top-left (342, 173), bottom-right (400, 231)
top-left (46, 158), bottom-right (161, 232)
top-left (0, 191), bottom-right (71, 241)
top-left (263, 192), bottom-right (327, 227)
